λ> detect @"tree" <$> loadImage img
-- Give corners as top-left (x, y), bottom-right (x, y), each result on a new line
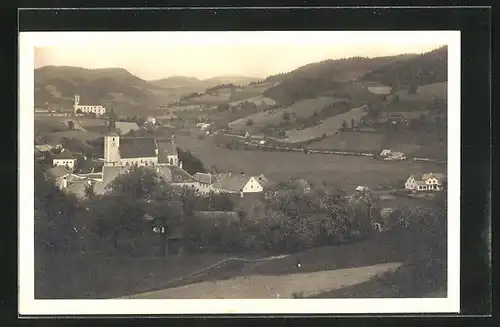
top-left (351, 118), bottom-right (355, 129)
top-left (35, 161), bottom-right (79, 251)
top-left (67, 120), bottom-right (74, 130)
top-left (176, 148), bottom-right (206, 175)
top-left (246, 119), bottom-right (254, 126)
top-left (283, 111), bottom-right (290, 121)
top-left (75, 109), bottom-right (82, 114)
top-left (107, 166), bottom-right (161, 201)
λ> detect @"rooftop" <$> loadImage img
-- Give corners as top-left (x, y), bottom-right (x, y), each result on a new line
top-left (119, 137), bottom-right (157, 159)
top-left (212, 173), bottom-right (250, 192)
top-left (194, 172), bottom-right (213, 184)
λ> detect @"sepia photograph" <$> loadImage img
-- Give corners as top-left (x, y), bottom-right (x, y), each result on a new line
top-left (19, 31), bottom-right (460, 315)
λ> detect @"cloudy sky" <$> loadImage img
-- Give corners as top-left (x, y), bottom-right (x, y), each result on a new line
top-left (32, 31), bottom-right (446, 81)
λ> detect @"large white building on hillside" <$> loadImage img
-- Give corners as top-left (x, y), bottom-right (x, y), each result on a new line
top-left (73, 94), bottom-right (106, 116)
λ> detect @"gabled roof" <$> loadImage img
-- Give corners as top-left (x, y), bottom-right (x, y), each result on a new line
top-left (53, 149), bottom-right (75, 160)
top-left (212, 173), bottom-right (251, 192)
top-left (170, 166), bottom-right (197, 183)
top-left (46, 166), bottom-right (71, 179)
top-left (119, 137), bottom-right (157, 159)
top-left (194, 172), bottom-right (213, 184)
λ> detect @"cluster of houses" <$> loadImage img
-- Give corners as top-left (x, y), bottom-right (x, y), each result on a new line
top-left (42, 132), bottom-right (275, 200)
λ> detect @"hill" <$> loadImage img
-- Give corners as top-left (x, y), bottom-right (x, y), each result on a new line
top-left (262, 54), bottom-right (418, 106)
top-left (34, 66), bottom-right (173, 112)
top-left (203, 76), bottom-right (261, 87)
top-left (360, 46), bottom-right (448, 88)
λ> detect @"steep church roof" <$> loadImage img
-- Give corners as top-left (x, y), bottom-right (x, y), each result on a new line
top-left (119, 137), bottom-right (157, 159)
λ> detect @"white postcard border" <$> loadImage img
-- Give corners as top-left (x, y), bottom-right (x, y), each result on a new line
top-left (19, 31), bottom-right (460, 315)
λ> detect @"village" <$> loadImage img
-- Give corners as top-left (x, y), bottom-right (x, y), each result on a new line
top-left (33, 43), bottom-right (449, 301)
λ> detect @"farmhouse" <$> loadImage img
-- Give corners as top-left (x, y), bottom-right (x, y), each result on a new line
top-left (405, 173), bottom-right (446, 192)
top-left (211, 172), bottom-right (271, 197)
top-left (73, 94), bottom-right (106, 116)
top-left (52, 149), bottom-right (76, 169)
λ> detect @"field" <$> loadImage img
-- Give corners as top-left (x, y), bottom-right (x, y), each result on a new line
top-left (175, 135), bottom-right (445, 189)
top-left (308, 131), bottom-right (386, 152)
top-left (229, 97), bottom-right (345, 130)
top-left (396, 82), bottom-right (447, 102)
top-left (34, 115), bottom-right (69, 134)
top-left (228, 83), bottom-right (276, 102)
top-left (183, 93), bottom-right (231, 105)
top-left (284, 106), bottom-right (368, 143)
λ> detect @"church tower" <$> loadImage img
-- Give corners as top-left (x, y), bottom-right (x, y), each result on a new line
top-left (104, 133), bottom-right (120, 166)
top-left (73, 94), bottom-right (80, 114)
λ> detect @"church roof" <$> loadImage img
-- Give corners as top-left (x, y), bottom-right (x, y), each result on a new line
top-left (119, 137), bottom-right (157, 159)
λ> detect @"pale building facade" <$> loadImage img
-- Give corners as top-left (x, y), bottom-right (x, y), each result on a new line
top-left (405, 173), bottom-right (446, 192)
top-left (73, 94), bottom-right (106, 116)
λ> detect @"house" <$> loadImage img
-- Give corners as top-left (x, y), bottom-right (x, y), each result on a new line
top-left (405, 173), bottom-right (446, 192)
top-left (211, 172), bottom-right (268, 197)
top-left (52, 149), bottom-right (76, 169)
top-left (73, 94), bottom-right (106, 116)
top-left (115, 121), bottom-right (140, 135)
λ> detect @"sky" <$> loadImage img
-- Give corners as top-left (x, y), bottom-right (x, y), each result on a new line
top-left (32, 32), bottom-right (446, 81)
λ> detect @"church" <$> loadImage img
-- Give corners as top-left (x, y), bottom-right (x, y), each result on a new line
top-left (103, 132), bottom-right (181, 168)
top-left (73, 94), bottom-right (106, 116)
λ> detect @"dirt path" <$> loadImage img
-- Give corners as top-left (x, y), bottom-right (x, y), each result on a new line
top-left (123, 262), bottom-right (402, 299)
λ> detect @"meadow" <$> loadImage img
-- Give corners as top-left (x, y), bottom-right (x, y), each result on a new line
top-left (284, 106), bottom-right (368, 143)
top-left (229, 97), bottom-right (345, 130)
top-left (174, 135), bottom-right (445, 189)
top-left (396, 82), bottom-right (447, 102)
top-left (308, 131), bottom-right (386, 152)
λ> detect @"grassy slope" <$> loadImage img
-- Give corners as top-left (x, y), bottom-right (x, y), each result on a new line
top-left (174, 135), bottom-right (445, 188)
top-left (34, 66), bottom-right (168, 111)
top-left (229, 97), bottom-right (346, 130)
